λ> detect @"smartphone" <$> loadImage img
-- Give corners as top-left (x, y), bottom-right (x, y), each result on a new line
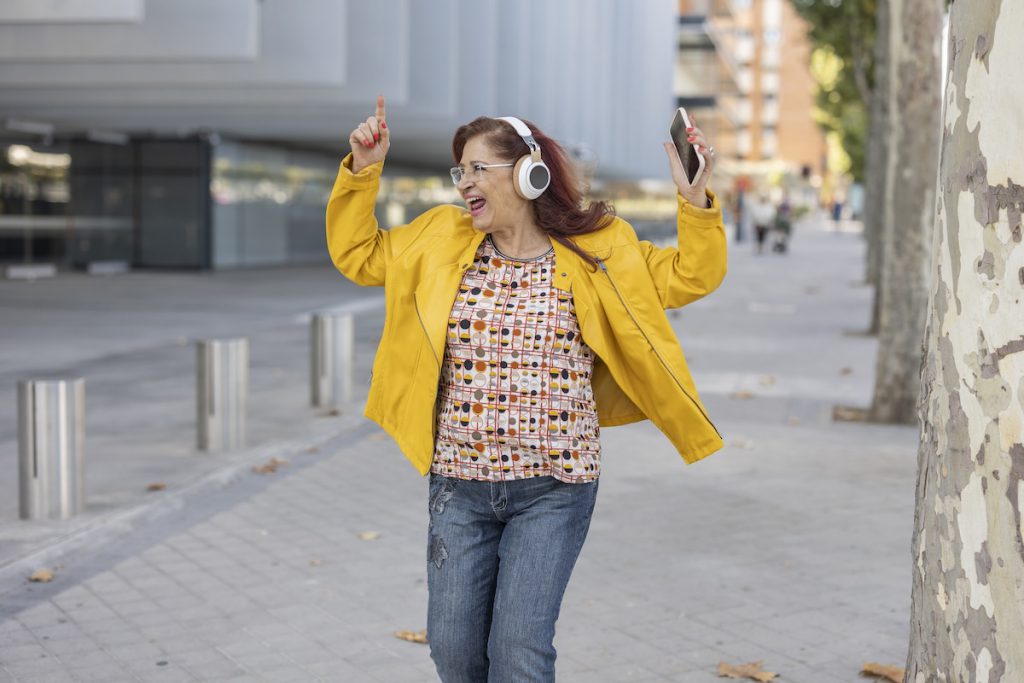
top-left (670, 107), bottom-right (706, 185)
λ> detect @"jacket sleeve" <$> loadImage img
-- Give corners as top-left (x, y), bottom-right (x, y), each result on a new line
top-left (325, 153), bottom-right (438, 287)
top-left (638, 189), bottom-right (728, 309)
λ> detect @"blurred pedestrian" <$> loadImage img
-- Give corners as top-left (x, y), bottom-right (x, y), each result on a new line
top-left (772, 196), bottom-right (793, 253)
top-left (327, 96), bottom-right (727, 681)
top-left (750, 193), bottom-right (774, 254)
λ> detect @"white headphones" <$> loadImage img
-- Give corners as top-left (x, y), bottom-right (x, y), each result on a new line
top-left (498, 116), bottom-right (551, 200)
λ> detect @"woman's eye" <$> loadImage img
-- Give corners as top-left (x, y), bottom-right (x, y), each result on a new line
top-left (473, 163), bottom-right (486, 172)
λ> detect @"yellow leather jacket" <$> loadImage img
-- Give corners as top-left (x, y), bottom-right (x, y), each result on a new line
top-left (326, 154), bottom-right (727, 475)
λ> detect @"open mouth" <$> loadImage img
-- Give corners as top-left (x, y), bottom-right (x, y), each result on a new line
top-left (467, 197), bottom-right (487, 217)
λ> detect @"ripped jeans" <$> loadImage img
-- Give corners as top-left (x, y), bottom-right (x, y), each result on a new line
top-left (426, 472), bottom-right (599, 683)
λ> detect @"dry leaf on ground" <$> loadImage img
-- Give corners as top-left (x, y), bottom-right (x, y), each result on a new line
top-left (309, 558), bottom-right (323, 567)
top-left (729, 390), bottom-right (756, 400)
top-left (253, 458), bottom-right (288, 474)
top-left (861, 662), bottom-right (904, 682)
top-left (787, 416), bottom-right (801, 426)
top-left (758, 375), bottom-right (776, 386)
top-left (323, 409), bottom-right (342, 418)
top-left (840, 367), bottom-right (854, 375)
top-left (28, 569), bottom-right (54, 583)
top-left (359, 531), bottom-right (381, 541)
top-left (146, 482), bottom-right (167, 492)
top-left (728, 439), bottom-right (755, 450)
top-left (717, 660), bottom-right (777, 682)
top-left (833, 405), bottom-right (869, 422)
top-left (305, 447), bottom-right (319, 454)
top-left (394, 629), bottom-right (428, 644)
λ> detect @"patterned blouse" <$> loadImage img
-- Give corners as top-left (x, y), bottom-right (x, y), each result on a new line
top-left (430, 234), bottom-right (601, 484)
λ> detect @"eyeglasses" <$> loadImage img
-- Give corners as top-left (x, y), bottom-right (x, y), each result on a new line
top-left (449, 162), bottom-right (514, 185)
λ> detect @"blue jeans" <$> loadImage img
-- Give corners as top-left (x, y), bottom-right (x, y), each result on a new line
top-left (426, 472), bottom-right (599, 682)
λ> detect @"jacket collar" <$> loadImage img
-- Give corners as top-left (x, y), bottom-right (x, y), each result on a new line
top-left (453, 222), bottom-right (578, 293)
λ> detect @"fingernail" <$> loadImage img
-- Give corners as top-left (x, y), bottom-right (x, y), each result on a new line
top-left (374, 133), bottom-right (380, 141)
top-left (686, 127), bottom-right (693, 132)
top-left (381, 122), bottom-right (387, 129)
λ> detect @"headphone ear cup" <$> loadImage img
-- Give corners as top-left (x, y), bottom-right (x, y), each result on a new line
top-left (512, 156), bottom-right (549, 200)
top-left (512, 156), bottom-right (535, 200)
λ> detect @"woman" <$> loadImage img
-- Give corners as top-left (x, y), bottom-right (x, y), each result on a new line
top-left (327, 96), bottom-right (727, 682)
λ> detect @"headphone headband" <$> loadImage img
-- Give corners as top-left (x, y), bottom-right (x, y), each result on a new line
top-left (498, 116), bottom-right (542, 162)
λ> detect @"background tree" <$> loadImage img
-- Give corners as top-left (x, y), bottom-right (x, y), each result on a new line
top-left (790, 0), bottom-right (875, 183)
top-left (906, 0), bottom-right (1024, 678)
top-left (791, 0), bottom-right (887, 333)
top-left (866, 0), bottom-right (941, 423)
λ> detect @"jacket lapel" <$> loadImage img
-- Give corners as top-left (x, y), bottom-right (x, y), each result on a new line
top-left (413, 231), bottom-right (486, 368)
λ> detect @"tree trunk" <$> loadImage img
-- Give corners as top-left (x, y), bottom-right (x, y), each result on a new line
top-left (905, 1), bottom-right (1024, 680)
top-left (867, 0), bottom-right (941, 423)
top-left (863, 0), bottom-right (889, 335)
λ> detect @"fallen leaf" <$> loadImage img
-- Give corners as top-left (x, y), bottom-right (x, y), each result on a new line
top-left (728, 439), bottom-right (755, 450)
top-left (253, 458), bottom-right (288, 474)
top-left (305, 447), bottom-right (319, 454)
top-left (840, 367), bottom-right (854, 375)
top-left (146, 482), bottom-right (167, 492)
top-left (323, 409), bottom-right (342, 418)
top-left (358, 531), bottom-right (381, 541)
top-left (717, 660), bottom-right (776, 682)
top-left (758, 375), bottom-right (776, 386)
top-left (787, 416), bottom-right (801, 426)
top-left (394, 629), bottom-right (428, 644)
top-left (729, 391), bottom-right (756, 400)
top-left (861, 662), bottom-right (904, 682)
top-left (29, 569), bottom-right (54, 583)
top-left (309, 558), bottom-right (323, 567)
top-left (833, 405), bottom-right (869, 422)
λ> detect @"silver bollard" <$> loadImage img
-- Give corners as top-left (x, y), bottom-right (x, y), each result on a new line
top-left (311, 312), bottom-right (354, 408)
top-left (18, 378), bottom-right (85, 520)
top-left (197, 338), bottom-right (248, 451)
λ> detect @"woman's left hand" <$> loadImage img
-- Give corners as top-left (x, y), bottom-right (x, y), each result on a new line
top-left (663, 116), bottom-right (715, 208)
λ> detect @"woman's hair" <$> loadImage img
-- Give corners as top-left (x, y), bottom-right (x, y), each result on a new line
top-left (452, 116), bottom-right (615, 269)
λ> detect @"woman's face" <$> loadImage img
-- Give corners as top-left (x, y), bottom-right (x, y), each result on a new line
top-left (456, 135), bottom-right (533, 233)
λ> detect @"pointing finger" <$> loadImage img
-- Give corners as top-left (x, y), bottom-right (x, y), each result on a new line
top-left (375, 95), bottom-right (386, 123)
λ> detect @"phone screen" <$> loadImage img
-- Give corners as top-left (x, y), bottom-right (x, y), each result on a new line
top-left (670, 108), bottom-right (703, 184)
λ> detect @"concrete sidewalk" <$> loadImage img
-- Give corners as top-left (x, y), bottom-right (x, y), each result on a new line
top-left (0, 214), bottom-right (919, 682)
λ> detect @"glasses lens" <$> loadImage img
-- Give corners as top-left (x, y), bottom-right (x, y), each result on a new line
top-left (450, 167), bottom-right (462, 185)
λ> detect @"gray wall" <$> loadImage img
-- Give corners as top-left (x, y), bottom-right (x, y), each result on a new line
top-left (0, 0), bottom-right (679, 180)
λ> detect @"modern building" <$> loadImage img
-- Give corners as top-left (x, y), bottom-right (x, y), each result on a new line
top-left (1, 0), bottom-right (681, 271)
top-left (675, 0), bottom-right (825, 183)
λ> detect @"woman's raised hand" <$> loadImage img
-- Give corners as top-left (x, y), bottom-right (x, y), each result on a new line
top-left (663, 113), bottom-right (714, 208)
top-left (349, 95), bottom-right (390, 173)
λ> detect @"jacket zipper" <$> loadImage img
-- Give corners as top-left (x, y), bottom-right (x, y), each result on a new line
top-left (597, 259), bottom-right (722, 439)
top-left (414, 297), bottom-right (442, 371)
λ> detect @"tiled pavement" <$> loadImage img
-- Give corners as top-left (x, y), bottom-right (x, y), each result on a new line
top-left (0, 216), bottom-right (918, 681)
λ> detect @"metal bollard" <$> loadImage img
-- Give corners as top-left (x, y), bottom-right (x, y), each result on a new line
top-left (197, 338), bottom-right (248, 451)
top-left (311, 312), bottom-right (354, 408)
top-left (18, 378), bottom-right (85, 520)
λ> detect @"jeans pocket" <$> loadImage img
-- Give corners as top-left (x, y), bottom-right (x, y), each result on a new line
top-left (428, 474), bottom-right (458, 516)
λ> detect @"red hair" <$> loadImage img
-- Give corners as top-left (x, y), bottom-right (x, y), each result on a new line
top-left (452, 117), bottom-right (614, 269)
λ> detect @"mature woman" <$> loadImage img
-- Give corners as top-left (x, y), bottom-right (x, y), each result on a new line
top-left (327, 96), bottom-right (727, 682)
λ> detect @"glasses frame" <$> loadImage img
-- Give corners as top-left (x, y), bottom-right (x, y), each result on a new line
top-left (449, 162), bottom-right (514, 185)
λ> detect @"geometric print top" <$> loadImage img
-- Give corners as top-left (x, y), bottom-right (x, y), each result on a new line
top-left (430, 233), bottom-right (601, 484)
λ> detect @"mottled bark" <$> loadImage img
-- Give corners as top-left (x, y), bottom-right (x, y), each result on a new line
top-left (864, 0), bottom-right (889, 335)
top-left (906, 1), bottom-right (1024, 680)
top-left (868, 0), bottom-right (941, 423)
